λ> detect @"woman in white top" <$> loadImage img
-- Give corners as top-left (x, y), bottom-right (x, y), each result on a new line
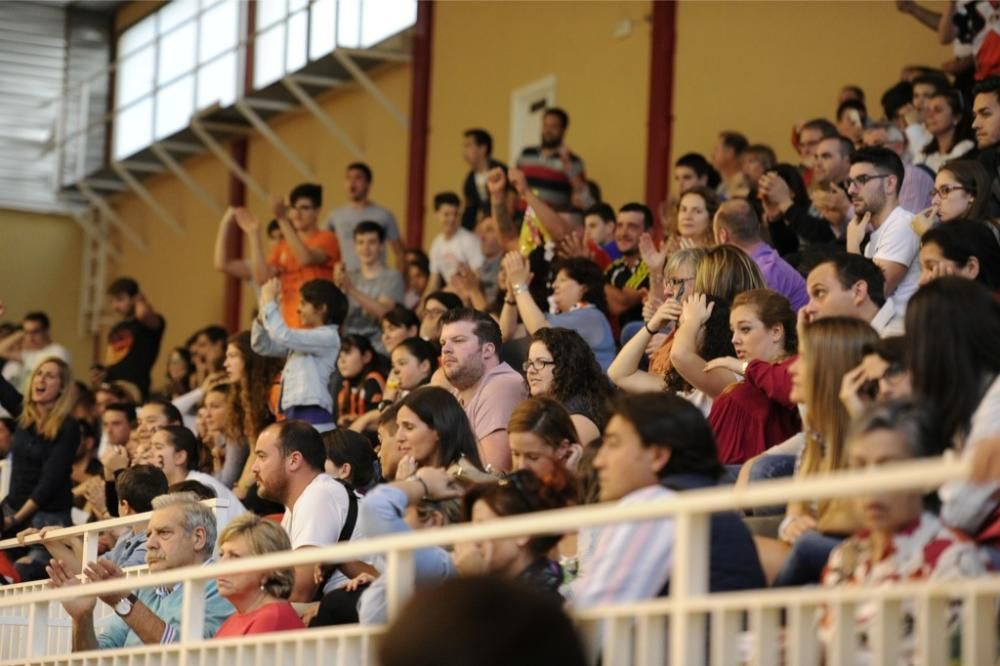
top-left (914, 90), bottom-right (976, 174)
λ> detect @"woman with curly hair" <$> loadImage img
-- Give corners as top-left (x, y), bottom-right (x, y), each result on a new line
top-left (524, 327), bottom-right (615, 444)
top-left (500, 254), bottom-right (616, 370)
top-left (223, 331), bottom-right (284, 513)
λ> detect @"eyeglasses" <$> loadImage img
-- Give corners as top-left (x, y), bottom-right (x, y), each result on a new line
top-left (666, 276), bottom-right (695, 288)
top-left (845, 174), bottom-right (890, 190)
top-left (931, 184), bottom-right (965, 199)
top-left (522, 359), bottom-right (555, 372)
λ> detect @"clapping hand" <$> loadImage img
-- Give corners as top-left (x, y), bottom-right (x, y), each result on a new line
top-left (638, 232), bottom-right (667, 277)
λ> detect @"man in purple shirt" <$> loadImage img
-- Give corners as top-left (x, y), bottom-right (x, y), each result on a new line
top-left (713, 199), bottom-right (809, 311)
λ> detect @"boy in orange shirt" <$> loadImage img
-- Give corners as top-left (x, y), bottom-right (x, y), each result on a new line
top-left (236, 183), bottom-right (341, 328)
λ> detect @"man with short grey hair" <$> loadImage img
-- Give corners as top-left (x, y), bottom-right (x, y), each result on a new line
top-left (48, 492), bottom-right (234, 650)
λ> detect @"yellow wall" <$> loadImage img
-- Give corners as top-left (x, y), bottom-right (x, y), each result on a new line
top-left (671, 0), bottom-right (954, 173)
top-left (0, 210), bottom-right (91, 378)
top-left (424, 0), bottom-right (652, 241)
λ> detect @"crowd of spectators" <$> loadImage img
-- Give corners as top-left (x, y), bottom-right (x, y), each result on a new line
top-left (2, 14), bottom-right (1000, 660)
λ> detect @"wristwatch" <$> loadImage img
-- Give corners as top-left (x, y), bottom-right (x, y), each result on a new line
top-left (114, 593), bottom-right (139, 617)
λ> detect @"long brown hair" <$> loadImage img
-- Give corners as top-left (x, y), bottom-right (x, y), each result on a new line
top-left (227, 332), bottom-right (282, 442)
top-left (19, 357), bottom-right (76, 440)
top-left (798, 318), bottom-right (879, 481)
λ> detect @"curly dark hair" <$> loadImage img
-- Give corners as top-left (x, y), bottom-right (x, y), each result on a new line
top-left (530, 327), bottom-right (614, 431)
top-left (550, 257), bottom-right (609, 316)
top-left (228, 331), bottom-right (284, 442)
top-left (664, 297), bottom-right (735, 394)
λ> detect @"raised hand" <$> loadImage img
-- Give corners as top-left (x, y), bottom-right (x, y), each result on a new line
top-left (501, 251), bottom-right (531, 289)
top-left (680, 293), bottom-right (714, 329)
top-left (233, 207), bottom-right (260, 234)
top-left (647, 299), bottom-right (683, 331)
top-left (638, 232), bottom-right (667, 277)
top-left (486, 167), bottom-right (507, 198)
top-left (507, 167), bottom-right (529, 197)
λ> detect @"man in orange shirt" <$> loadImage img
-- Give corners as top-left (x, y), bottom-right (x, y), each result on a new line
top-left (236, 183), bottom-right (341, 328)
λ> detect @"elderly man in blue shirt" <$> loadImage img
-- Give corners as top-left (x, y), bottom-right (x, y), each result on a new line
top-left (47, 492), bottom-right (234, 650)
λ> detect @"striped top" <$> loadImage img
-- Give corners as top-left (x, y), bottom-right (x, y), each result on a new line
top-left (516, 146), bottom-right (585, 210)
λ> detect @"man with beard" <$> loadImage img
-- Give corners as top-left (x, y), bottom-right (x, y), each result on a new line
top-left (250, 420), bottom-right (362, 602)
top-left (48, 492), bottom-right (233, 649)
top-left (845, 147), bottom-right (921, 310)
top-left (434, 309), bottom-right (524, 473)
top-left (516, 107), bottom-right (587, 210)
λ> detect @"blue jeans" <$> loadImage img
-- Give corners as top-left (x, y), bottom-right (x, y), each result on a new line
top-left (772, 531), bottom-right (842, 587)
top-left (747, 455), bottom-right (797, 516)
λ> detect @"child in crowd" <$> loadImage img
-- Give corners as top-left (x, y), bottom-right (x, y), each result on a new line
top-left (251, 277), bottom-right (347, 432)
top-left (336, 334), bottom-right (387, 428)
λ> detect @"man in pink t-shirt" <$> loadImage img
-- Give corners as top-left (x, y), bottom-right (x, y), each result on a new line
top-left (434, 309), bottom-right (525, 473)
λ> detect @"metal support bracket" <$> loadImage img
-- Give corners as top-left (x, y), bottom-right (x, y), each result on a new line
top-left (234, 99), bottom-right (316, 180)
top-left (333, 49), bottom-right (409, 129)
top-left (150, 143), bottom-right (226, 216)
top-left (75, 181), bottom-right (147, 252)
top-left (282, 76), bottom-right (364, 160)
top-left (190, 118), bottom-right (270, 203)
top-left (110, 161), bottom-right (184, 235)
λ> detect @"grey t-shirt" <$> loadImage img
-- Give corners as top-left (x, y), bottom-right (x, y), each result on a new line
top-left (342, 267), bottom-right (405, 353)
top-left (325, 202), bottom-right (400, 271)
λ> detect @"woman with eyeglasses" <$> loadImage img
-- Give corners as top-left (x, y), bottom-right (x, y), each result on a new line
top-left (911, 159), bottom-right (993, 235)
top-left (523, 327), bottom-right (614, 445)
top-left (633, 247), bottom-right (706, 373)
top-left (500, 255), bottom-right (616, 371)
top-left (918, 219), bottom-right (1000, 289)
top-left (455, 468), bottom-right (577, 598)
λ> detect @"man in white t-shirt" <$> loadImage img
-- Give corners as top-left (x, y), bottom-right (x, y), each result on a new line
top-left (0, 312), bottom-right (70, 391)
top-left (251, 421), bottom-right (362, 601)
top-left (425, 192), bottom-right (484, 295)
top-left (845, 146), bottom-right (921, 310)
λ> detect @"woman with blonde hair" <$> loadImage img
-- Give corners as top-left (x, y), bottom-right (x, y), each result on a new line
top-left (0, 358), bottom-right (79, 580)
top-left (214, 513), bottom-right (304, 637)
top-left (758, 317), bottom-right (879, 586)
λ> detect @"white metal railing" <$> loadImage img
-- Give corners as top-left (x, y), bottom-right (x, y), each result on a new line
top-left (5, 456), bottom-right (994, 666)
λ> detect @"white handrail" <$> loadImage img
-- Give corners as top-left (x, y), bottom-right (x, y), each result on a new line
top-left (0, 460), bottom-right (9, 500)
top-left (7, 455), bottom-right (989, 665)
top-left (0, 456), bottom-right (969, 608)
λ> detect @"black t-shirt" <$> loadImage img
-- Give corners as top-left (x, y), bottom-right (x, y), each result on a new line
top-left (105, 316), bottom-right (166, 398)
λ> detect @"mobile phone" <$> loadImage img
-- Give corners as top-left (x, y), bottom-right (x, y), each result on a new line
top-left (674, 280), bottom-right (687, 303)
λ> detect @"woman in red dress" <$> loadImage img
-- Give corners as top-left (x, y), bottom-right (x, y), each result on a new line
top-left (214, 513), bottom-right (305, 638)
top-left (701, 289), bottom-right (801, 466)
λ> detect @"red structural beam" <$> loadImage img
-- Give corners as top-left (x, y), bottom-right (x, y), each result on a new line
top-left (405, 0), bottom-right (434, 251)
top-left (644, 0), bottom-right (677, 242)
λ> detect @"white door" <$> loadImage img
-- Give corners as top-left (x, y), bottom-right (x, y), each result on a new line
top-left (509, 75), bottom-right (557, 164)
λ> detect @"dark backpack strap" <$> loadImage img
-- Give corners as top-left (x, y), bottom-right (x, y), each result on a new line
top-left (337, 479), bottom-right (358, 542)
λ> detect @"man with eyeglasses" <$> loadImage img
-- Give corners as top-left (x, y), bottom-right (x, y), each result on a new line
top-left (845, 147), bottom-right (921, 309)
top-left (235, 183), bottom-right (341, 329)
top-left (0, 311), bottom-right (70, 392)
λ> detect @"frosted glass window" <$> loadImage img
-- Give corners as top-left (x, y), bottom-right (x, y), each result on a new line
top-left (361, 0), bottom-right (416, 47)
top-left (256, 0), bottom-right (287, 32)
top-left (285, 10), bottom-right (308, 72)
top-left (337, 0), bottom-right (361, 48)
top-left (200, 0), bottom-right (238, 63)
top-left (309, 0), bottom-right (335, 59)
top-left (117, 45), bottom-right (155, 106)
top-left (114, 98), bottom-right (153, 159)
top-left (155, 76), bottom-right (195, 139)
top-left (253, 24), bottom-right (285, 88)
top-left (157, 22), bottom-right (196, 85)
top-left (119, 13), bottom-right (156, 57)
top-left (198, 53), bottom-right (237, 108)
top-left (158, 0), bottom-right (198, 32)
